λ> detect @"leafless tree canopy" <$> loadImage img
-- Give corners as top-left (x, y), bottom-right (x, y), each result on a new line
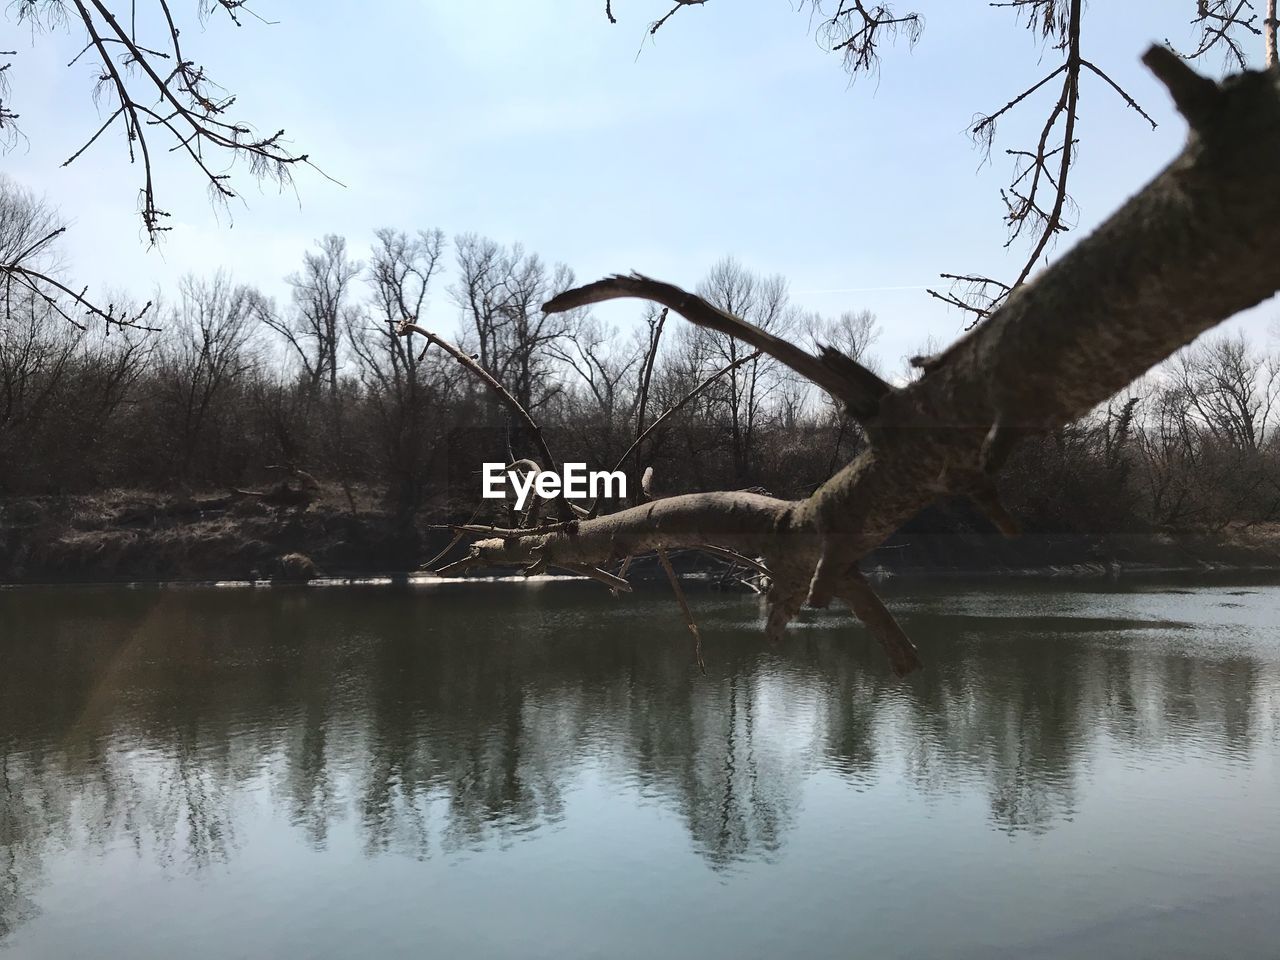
top-left (10, 0), bottom-right (318, 240)
top-left (0, 1), bottom-right (327, 331)
top-left (0, 175), bottom-right (157, 330)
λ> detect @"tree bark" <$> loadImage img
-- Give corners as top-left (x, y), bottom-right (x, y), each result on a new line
top-left (1267, 0), bottom-right (1278, 69)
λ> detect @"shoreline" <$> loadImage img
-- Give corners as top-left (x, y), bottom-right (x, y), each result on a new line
top-left (5, 490), bottom-right (1280, 589)
top-left (5, 560), bottom-right (1279, 591)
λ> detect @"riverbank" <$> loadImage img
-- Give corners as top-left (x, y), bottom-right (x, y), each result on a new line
top-left (3, 489), bottom-right (1279, 585)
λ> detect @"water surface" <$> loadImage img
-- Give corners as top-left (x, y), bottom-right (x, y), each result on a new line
top-left (1, 579), bottom-right (1278, 959)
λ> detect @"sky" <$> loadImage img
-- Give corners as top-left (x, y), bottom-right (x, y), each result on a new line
top-left (5, 0), bottom-right (1277, 367)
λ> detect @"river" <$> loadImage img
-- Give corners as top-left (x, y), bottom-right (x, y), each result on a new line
top-left (1, 578), bottom-right (1278, 958)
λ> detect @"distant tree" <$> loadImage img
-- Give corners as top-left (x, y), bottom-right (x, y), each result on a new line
top-left (353, 227), bottom-right (450, 515)
top-left (449, 235), bottom-right (577, 417)
top-left (156, 272), bottom-right (257, 481)
top-left (694, 257), bottom-right (795, 482)
top-left (257, 236), bottom-right (361, 400)
top-left (1175, 333), bottom-right (1280, 454)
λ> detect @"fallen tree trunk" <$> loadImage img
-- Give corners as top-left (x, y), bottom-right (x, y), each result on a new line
top-left (436, 51), bottom-right (1280, 675)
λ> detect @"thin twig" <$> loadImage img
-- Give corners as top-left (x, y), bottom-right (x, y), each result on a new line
top-left (553, 563), bottom-right (632, 592)
top-left (696, 543), bottom-right (771, 576)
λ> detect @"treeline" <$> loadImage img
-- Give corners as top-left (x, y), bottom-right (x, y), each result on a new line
top-left (2, 221), bottom-right (1279, 535)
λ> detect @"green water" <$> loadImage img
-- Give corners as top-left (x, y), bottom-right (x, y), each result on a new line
top-left (1, 579), bottom-right (1278, 959)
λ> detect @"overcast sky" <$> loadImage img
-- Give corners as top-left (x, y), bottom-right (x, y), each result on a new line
top-left (6, 0), bottom-right (1276, 365)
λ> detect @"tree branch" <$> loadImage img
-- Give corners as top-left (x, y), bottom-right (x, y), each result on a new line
top-left (839, 573), bottom-right (922, 677)
top-left (544, 274), bottom-right (890, 420)
top-left (656, 546), bottom-right (707, 674)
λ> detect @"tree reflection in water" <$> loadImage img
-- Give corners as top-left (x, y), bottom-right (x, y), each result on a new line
top-left (1, 581), bottom-right (1277, 944)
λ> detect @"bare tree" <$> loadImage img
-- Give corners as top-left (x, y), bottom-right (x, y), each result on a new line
top-left (260, 235), bottom-right (361, 399)
top-left (253, 234), bottom-right (365, 507)
top-left (1134, 379), bottom-right (1210, 528)
top-left (694, 257), bottom-right (795, 482)
top-left (0, 290), bottom-right (84, 491)
top-left (430, 50), bottom-right (1280, 677)
top-left (800, 308), bottom-right (881, 478)
top-left (450, 235), bottom-right (575, 416)
top-left (1131, 333), bottom-right (1280, 527)
top-left (554, 314), bottom-right (639, 425)
top-left (1174, 333), bottom-right (1280, 453)
top-left (352, 227), bottom-right (450, 515)
top-left (157, 271), bottom-right (257, 480)
top-left (0, 282), bottom-right (155, 492)
top-left (540, 314), bottom-right (649, 514)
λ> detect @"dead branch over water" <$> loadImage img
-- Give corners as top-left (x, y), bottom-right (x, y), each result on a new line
top-left (446, 54), bottom-right (1280, 675)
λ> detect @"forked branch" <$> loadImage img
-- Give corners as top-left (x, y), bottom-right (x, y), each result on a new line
top-left (545, 275), bottom-right (890, 420)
